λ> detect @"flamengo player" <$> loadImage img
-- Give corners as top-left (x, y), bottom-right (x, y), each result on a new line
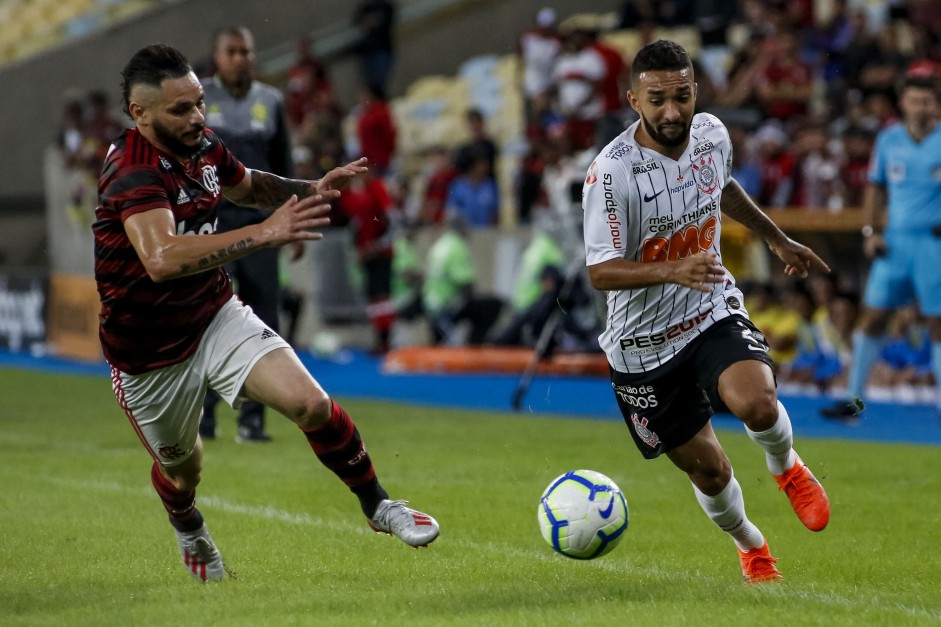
top-left (93, 44), bottom-right (438, 583)
top-left (582, 41), bottom-right (830, 583)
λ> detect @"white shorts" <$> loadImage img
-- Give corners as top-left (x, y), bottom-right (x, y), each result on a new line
top-left (110, 296), bottom-right (291, 466)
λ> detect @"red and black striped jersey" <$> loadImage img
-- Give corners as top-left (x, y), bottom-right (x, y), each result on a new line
top-left (93, 127), bottom-right (246, 374)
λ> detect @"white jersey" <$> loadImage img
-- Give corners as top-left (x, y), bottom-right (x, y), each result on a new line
top-left (582, 112), bottom-right (750, 373)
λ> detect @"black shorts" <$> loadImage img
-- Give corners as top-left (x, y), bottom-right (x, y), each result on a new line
top-left (609, 315), bottom-right (774, 460)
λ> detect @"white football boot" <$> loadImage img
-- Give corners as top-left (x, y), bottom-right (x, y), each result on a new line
top-left (368, 499), bottom-right (440, 548)
top-left (175, 524), bottom-right (225, 582)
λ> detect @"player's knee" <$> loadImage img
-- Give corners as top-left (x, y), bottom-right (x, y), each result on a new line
top-left (167, 469), bottom-right (201, 492)
top-left (289, 394), bottom-right (333, 430)
top-left (733, 390), bottom-right (778, 431)
top-left (690, 459), bottom-right (732, 495)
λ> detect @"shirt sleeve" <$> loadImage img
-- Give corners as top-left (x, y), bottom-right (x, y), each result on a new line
top-left (103, 165), bottom-right (171, 222)
top-left (583, 156), bottom-right (631, 266)
top-left (211, 132), bottom-right (247, 187)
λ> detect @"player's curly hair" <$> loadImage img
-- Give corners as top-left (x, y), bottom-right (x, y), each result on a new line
top-left (120, 44), bottom-right (193, 117)
top-left (630, 40), bottom-right (692, 89)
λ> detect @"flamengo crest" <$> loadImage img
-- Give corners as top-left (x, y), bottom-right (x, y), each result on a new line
top-left (201, 165), bottom-right (221, 197)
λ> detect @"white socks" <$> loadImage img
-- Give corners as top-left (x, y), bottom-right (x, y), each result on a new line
top-left (693, 474), bottom-right (765, 551)
top-left (745, 400), bottom-right (797, 475)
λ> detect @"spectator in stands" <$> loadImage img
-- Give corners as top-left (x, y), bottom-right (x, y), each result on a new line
top-left (422, 215), bottom-right (503, 345)
top-left (754, 122), bottom-right (795, 208)
top-left (57, 94), bottom-right (86, 166)
top-left (780, 280), bottom-right (844, 390)
top-left (355, 84), bottom-right (396, 176)
top-left (728, 123), bottom-right (762, 199)
top-left (83, 89), bottom-right (125, 167)
top-left (584, 22), bottom-right (629, 147)
top-left (391, 220), bottom-right (424, 328)
top-left (510, 225), bottom-right (565, 315)
top-left (839, 125), bottom-right (875, 208)
top-left (454, 108), bottom-right (498, 180)
top-left (199, 26), bottom-right (295, 443)
top-left (445, 152), bottom-right (499, 227)
top-left (337, 172), bottom-right (395, 354)
top-left (788, 122), bottom-right (842, 209)
top-left (517, 7), bottom-right (562, 125)
top-left (515, 126), bottom-right (549, 224)
top-left (870, 306), bottom-right (934, 392)
top-left (553, 21), bottom-right (606, 151)
top-left (857, 25), bottom-right (912, 103)
top-left (417, 145), bottom-right (458, 224)
top-left (755, 30), bottom-right (814, 122)
top-left (618, 0), bottom-right (695, 29)
top-left (822, 76), bottom-right (941, 420)
top-left (285, 36), bottom-right (333, 130)
top-left (715, 34), bottom-right (770, 111)
top-left (352, 0), bottom-right (397, 94)
top-left (743, 282), bottom-right (802, 368)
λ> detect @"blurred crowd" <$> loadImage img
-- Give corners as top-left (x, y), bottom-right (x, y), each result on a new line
top-left (54, 0), bottom-right (941, 398)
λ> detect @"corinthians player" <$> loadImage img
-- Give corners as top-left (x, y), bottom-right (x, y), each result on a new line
top-left (582, 40), bottom-right (831, 583)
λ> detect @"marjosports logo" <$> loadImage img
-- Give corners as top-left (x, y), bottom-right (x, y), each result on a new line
top-left (602, 173), bottom-right (623, 250)
top-left (618, 309), bottom-right (712, 354)
top-left (641, 215), bottom-right (718, 262)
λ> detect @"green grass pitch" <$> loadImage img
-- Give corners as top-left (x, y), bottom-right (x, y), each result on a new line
top-left (1, 368), bottom-right (939, 626)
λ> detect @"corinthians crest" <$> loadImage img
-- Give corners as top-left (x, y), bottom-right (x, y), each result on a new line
top-left (631, 413), bottom-right (661, 449)
top-left (692, 154), bottom-right (718, 195)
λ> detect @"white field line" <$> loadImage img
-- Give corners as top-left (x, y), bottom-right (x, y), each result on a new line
top-left (22, 473), bottom-right (941, 622)
top-left (3, 430), bottom-right (939, 621)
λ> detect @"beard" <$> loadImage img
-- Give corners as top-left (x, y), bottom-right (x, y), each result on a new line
top-left (152, 118), bottom-right (204, 158)
top-left (641, 115), bottom-right (691, 148)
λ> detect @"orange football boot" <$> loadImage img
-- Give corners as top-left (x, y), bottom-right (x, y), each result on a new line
top-left (774, 455), bottom-right (830, 531)
top-left (738, 542), bottom-right (782, 583)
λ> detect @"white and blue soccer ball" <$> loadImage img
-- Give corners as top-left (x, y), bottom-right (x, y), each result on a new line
top-left (537, 469), bottom-right (629, 559)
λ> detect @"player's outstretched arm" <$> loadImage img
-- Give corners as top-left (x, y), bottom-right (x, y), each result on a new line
top-left (720, 178), bottom-right (830, 278)
top-left (224, 158), bottom-right (368, 211)
top-left (588, 251), bottom-right (725, 293)
top-left (124, 194), bottom-right (334, 282)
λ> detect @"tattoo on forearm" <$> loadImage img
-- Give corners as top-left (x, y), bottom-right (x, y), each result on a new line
top-left (243, 171), bottom-right (314, 210)
top-left (721, 181), bottom-right (785, 240)
top-left (185, 237), bottom-right (255, 272)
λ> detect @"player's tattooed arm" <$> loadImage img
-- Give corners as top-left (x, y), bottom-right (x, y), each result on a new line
top-left (231, 171), bottom-right (317, 211)
top-left (722, 178), bottom-right (831, 277)
top-left (186, 237), bottom-right (256, 274)
top-left (720, 179), bottom-right (788, 243)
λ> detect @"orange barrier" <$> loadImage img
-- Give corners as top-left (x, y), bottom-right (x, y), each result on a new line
top-left (382, 346), bottom-right (609, 377)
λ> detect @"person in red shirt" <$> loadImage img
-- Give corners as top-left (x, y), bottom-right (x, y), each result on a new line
top-left (285, 37), bottom-right (334, 129)
top-left (755, 31), bottom-right (813, 121)
top-left (588, 29), bottom-right (629, 145)
top-left (419, 145), bottom-right (458, 224)
top-left (337, 172), bottom-right (395, 353)
top-left (356, 84), bottom-right (397, 174)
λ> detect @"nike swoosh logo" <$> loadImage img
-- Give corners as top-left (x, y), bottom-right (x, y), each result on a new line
top-left (598, 494), bottom-right (615, 518)
top-left (643, 190), bottom-right (665, 202)
top-left (747, 344), bottom-right (766, 352)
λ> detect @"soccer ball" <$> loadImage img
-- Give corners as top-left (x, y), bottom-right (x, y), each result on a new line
top-left (537, 469), bottom-right (629, 559)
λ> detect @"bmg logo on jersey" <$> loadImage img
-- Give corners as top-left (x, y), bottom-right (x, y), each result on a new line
top-left (641, 215), bottom-right (718, 262)
top-left (613, 383), bottom-right (659, 409)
